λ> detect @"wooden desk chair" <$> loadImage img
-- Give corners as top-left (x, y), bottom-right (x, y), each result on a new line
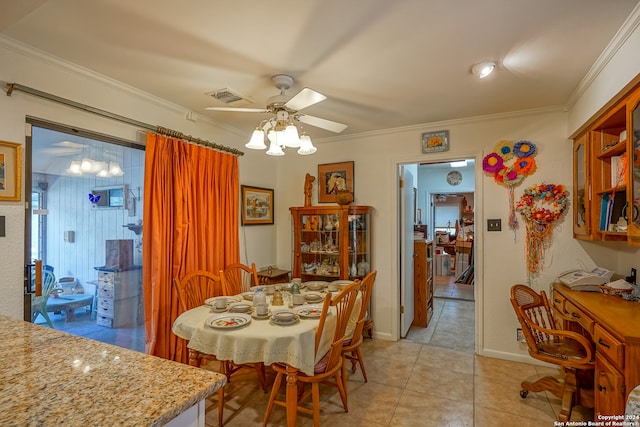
top-left (263, 280), bottom-right (360, 427)
top-left (32, 270), bottom-right (56, 328)
top-left (342, 271), bottom-right (377, 386)
top-left (510, 284), bottom-right (595, 422)
top-left (173, 270), bottom-right (225, 426)
top-left (219, 262), bottom-right (267, 393)
top-left (220, 262), bottom-right (259, 296)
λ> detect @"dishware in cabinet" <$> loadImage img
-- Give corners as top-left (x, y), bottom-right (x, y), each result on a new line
top-left (290, 205), bottom-right (372, 282)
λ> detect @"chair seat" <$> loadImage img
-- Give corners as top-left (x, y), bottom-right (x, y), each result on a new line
top-left (538, 338), bottom-right (591, 361)
top-left (314, 351), bottom-right (330, 374)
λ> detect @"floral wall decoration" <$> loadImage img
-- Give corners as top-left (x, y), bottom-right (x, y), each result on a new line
top-left (482, 140), bottom-right (537, 233)
top-left (516, 183), bottom-right (569, 274)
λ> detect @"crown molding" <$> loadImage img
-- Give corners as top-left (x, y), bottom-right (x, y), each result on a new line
top-left (565, 2), bottom-right (640, 109)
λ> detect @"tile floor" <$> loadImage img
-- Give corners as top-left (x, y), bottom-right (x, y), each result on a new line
top-left (200, 296), bottom-right (594, 426)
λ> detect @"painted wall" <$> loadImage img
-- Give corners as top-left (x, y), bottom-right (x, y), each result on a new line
top-left (0, 37), bottom-right (278, 319)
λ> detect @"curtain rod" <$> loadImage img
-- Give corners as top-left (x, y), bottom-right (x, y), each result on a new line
top-left (4, 82), bottom-right (244, 156)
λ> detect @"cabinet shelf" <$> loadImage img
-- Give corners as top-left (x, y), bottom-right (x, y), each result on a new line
top-left (597, 141), bottom-right (626, 158)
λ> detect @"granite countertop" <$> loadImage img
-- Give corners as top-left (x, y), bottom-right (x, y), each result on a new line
top-left (0, 315), bottom-right (225, 426)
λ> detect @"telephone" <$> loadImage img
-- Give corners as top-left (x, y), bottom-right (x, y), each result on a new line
top-left (557, 267), bottom-right (614, 291)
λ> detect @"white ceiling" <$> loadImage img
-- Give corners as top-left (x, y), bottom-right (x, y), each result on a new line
top-left (1, 0), bottom-right (639, 141)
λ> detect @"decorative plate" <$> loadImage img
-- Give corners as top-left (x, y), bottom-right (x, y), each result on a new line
top-left (205, 313), bottom-right (251, 329)
top-left (296, 305), bottom-right (323, 318)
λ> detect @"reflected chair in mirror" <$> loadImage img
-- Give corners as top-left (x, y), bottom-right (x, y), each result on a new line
top-left (173, 270), bottom-right (225, 426)
top-left (220, 262), bottom-right (259, 296)
top-left (31, 270), bottom-right (56, 328)
top-left (510, 284), bottom-right (595, 422)
top-left (219, 262), bottom-right (267, 393)
top-left (263, 280), bottom-right (360, 427)
top-left (342, 271), bottom-right (377, 388)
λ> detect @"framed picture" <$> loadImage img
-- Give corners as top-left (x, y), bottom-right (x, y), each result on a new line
top-left (0, 140), bottom-right (22, 201)
top-left (318, 161), bottom-right (354, 203)
top-left (421, 130), bottom-right (449, 153)
top-left (241, 185), bottom-right (274, 225)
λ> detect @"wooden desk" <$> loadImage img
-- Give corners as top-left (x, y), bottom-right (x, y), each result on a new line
top-left (552, 284), bottom-right (640, 417)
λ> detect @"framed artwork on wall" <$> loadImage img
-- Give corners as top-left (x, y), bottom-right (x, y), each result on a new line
top-left (317, 161), bottom-right (354, 203)
top-left (241, 185), bottom-right (274, 225)
top-left (421, 130), bottom-right (449, 153)
top-left (0, 140), bottom-right (22, 201)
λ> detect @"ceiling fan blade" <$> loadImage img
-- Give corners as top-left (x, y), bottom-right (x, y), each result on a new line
top-left (205, 107), bottom-right (269, 113)
top-left (298, 114), bottom-right (348, 133)
top-left (285, 88), bottom-right (326, 111)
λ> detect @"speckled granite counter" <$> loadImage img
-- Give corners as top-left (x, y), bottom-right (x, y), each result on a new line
top-left (0, 315), bottom-right (225, 426)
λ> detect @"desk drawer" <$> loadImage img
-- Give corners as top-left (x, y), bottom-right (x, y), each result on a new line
top-left (564, 300), bottom-right (594, 334)
top-left (552, 289), bottom-right (566, 312)
top-left (593, 324), bottom-right (624, 371)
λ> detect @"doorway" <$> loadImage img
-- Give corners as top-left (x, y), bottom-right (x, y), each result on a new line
top-left (403, 158), bottom-right (476, 352)
top-left (25, 120), bottom-right (146, 352)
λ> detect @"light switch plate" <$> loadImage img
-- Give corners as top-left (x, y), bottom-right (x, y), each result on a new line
top-left (487, 218), bottom-right (501, 231)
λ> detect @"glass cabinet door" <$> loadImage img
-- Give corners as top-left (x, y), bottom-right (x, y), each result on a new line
top-left (299, 213), bottom-right (341, 280)
top-left (628, 94), bottom-right (640, 246)
top-left (573, 134), bottom-right (590, 238)
top-left (347, 213), bottom-right (371, 279)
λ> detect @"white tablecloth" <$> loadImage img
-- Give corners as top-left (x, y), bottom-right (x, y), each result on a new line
top-left (172, 303), bottom-right (336, 376)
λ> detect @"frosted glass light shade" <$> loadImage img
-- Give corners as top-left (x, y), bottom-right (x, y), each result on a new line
top-left (109, 162), bottom-right (124, 176)
top-left (245, 129), bottom-right (267, 149)
top-left (266, 140), bottom-right (285, 156)
top-left (67, 161), bottom-right (82, 174)
top-left (283, 123), bottom-right (301, 147)
top-left (297, 134), bottom-right (317, 155)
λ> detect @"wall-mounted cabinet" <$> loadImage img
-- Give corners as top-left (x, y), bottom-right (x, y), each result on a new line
top-left (290, 205), bottom-right (373, 282)
top-left (573, 80), bottom-right (640, 246)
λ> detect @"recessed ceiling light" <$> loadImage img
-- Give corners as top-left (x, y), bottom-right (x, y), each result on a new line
top-left (471, 61), bottom-right (496, 79)
top-left (450, 160), bottom-right (468, 167)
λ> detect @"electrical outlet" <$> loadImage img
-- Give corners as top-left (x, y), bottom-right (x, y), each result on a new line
top-left (516, 328), bottom-right (525, 342)
top-left (487, 218), bottom-right (501, 231)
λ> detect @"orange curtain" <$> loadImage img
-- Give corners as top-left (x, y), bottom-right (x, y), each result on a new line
top-left (142, 132), bottom-right (239, 363)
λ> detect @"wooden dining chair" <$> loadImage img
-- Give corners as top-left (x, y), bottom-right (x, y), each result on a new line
top-left (219, 262), bottom-right (268, 393)
top-left (263, 280), bottom-right (360, 427)
top-left (173, 270), bottom-right (225, 426)
top-left (510, 284), bottom-right (595, 422)
top-left (220, 262), bottom-right (259, 296)
top-left (342, 270), bottom-right (377, 388)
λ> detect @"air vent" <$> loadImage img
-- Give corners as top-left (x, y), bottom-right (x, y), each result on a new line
top-left (205, 88), bottom-right (252, 104)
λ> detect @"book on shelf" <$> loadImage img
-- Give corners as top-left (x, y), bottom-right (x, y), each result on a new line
top-left (599, 191), bottom-right (626, 231)
top-left (610, 153), bottom-right (627, 188)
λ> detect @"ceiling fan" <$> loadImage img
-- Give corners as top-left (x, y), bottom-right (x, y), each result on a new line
top-left (205, 74), bottom-right (348, 134)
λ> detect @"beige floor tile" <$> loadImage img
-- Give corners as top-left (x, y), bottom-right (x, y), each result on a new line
top-left (326, 381), bottom-right (403, 425)
top-left (406, 367), bottom-right (474, 404)
top-left (474, 406), bottom-right (548, 427)
top-left (474, 374), bottom-right (557, 421)
top-left (474, 354), bottom-right (539, 386)
top-left (344, 352), bottom-right (415, 389)
top-left (361, 337), bottom-right (423, 363)
top-left (390, 389), bottom-right (473, 426)
top-left (415, 345), bottom-right (474, 375)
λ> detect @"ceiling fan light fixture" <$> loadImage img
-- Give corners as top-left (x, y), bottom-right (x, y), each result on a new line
top-left (283, 123), bottom-right (301, 148)
top-left (108, 161), bottom-right (124, 176)
top-left (67, 160), bottom-right (82, 174)
top-left (80, 158), bottom-right (95, 172)
top-left (297, 134), bottom-right (317, 155)
top-left (245, 128), bottom-right (267, 149)
top-left (266, 140), bottom-right (285, 156)
top-left (471, 61), bottom-right (496, 79)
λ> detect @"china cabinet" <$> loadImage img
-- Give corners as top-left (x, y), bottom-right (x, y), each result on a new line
top-left (290, 205), bottom-right (373, 282)
top-left (572, 78), bottom-right (640, 246)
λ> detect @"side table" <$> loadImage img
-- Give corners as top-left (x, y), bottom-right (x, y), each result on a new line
top-left (257, 268), bottom-right (290, 285)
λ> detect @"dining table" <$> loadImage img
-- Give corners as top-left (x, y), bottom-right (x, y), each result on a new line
top-left (172, 287), bottom-right (358, 427)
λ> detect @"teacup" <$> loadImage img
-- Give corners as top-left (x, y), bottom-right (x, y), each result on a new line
top-left (214, 297), bottom-right (227, 309)
top-left (256, 303), bottom-right (268, 316)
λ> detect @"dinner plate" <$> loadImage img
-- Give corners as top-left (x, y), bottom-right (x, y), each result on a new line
top-left (295, 305), bottom-right (323, 318)
top-left (205, 313), bottom-right (251, 329)
top-left (204, 296), bottom-right (240, 307)
top-left (228, 301), bottom-right (253, 314)
top-left (270, 310), bottom-right (300, 325)
top-left (304, 281), bottom-right (328, 291)
top-left (304, 292), bottom-right (324, 303)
